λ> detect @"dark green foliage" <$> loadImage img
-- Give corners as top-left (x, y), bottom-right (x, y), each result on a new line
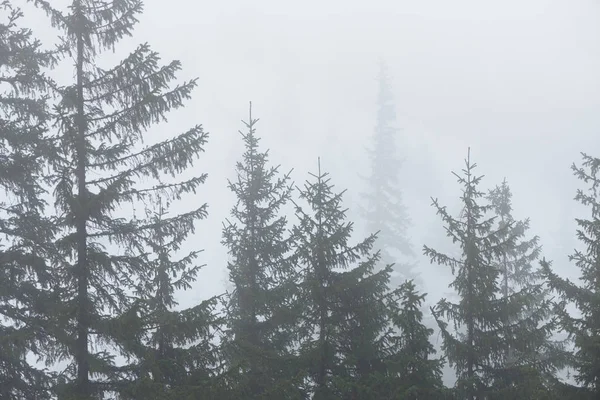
top-left (291, 160), bottom-right (442, 399)
top-left (0, 2), bottom-right (58, 398)
top-left (29, 0), bottom-right (210, 398)
top-left (383, 281), bottom-right (445, 400)
top-left (221, 104), bottom-right (304, 399)
top-left (116, 201), bottom-right (221, 400)
top-left (329, 247), bottom-right (394, 400)
top-left (360, 61), bottom-right (416, 286)
top-left (291, 159), bottom-right (380, 399)
top-left (4, 0), bottom-right (596, 395)
top-left (425, 150), bottom-right (558, 399)
top-left (541, 153), bottom-right (600, 396)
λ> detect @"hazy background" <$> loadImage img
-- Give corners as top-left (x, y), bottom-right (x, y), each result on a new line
top-left (22, 0), bottom-right (600, 384)
top-left (128, 0), bottom-right (600, 299)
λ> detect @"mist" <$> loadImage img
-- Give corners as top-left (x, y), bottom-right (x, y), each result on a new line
top-left (7, 0), bottom-right (600, 396)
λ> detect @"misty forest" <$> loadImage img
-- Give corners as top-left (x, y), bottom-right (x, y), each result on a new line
top-left (1, 0), bottom-right (600, 399)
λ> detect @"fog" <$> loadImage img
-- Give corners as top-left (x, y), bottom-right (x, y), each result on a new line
top-left (20, 0), bottom-right (600, 388)
top-left (112, 0), bottom-right (600, 303)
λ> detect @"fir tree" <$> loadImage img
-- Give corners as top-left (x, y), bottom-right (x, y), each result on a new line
top-left (221, 104), bottom-right (304, 399)
top-left (117, 200), bottom-right (222, 400)
top-left (486, 179), bottom-right (565, 398)
top-left (292, 159), bottom-right (434, 399)
top-left (425, 149), bottom-right (558, 399)
top-left (30, 1), bottom-right (209, 398)
top-left (487, 179), bottom-right (542, 301)
top-left (384, 281), bottom-right (446, 400)
top-left (292, 159), bottom-right (377, 399)
top-left (330, 245), bottom-right (393, 400)
top-left (0, 3), bottom-right (59, 398)
top-left (360, 60), bottom-right (416, 286)
top-left (541, 153), bottom-right (600, 398)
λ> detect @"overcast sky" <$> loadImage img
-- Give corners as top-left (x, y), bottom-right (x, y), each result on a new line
top-left (23, 0), bottom-right (600, 365)
top-left (115, 0), bottom-right (600, 299)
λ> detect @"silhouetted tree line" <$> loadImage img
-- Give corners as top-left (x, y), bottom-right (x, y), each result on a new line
top-left (1, 1), bottom-right (599, 399)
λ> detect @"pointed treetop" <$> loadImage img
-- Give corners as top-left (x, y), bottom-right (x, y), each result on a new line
top-left (240, 101), bottom-right (259, 134)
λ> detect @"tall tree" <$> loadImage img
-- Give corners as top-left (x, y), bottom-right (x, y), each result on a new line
top-left (541, 153), bottom-right (600, 399)
top-left (292, 158), bottom-right (376, 399)
top-left (31, 1), bottom-right (209, 398)
top-left (0, 2), bottom-right (59, 398)
top-left (425, 150), bottom-right (558, 399)
top-left (292, 159), bottom-right (440, 399)
top-left (360, 60), bottom-right (416, 286)
top-left (221, 104), bottom-right (303, 399)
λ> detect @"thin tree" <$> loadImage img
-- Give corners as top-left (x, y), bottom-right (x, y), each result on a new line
top-left (30, 0), bottom-right (209, 398)
top-left (221, 103), bottom-right (303, 399)
top-left (487, 179), bottom-right (564, 398)
top-left (360, 60), bottom-right (416, 287)
top-left (488, 178), bottom-right (542, 365)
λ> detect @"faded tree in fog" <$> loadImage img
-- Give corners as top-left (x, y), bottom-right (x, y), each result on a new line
top-left (360, 60), bottom-right (416, 288)
top-left (487, 179), bottom-right (565, 398)
top-left (0, 3), bottom-right (58, 398)
top-left (31, 0), bottom-right (210, 398)
top-left (221, 105), bottom-right (304, 399)
top-left (487, 179), bottom-right (542, 302)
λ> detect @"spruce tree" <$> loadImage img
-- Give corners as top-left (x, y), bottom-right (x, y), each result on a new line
top-left (384, 281), bottom-right (446, 400)
top-left (292, 159), bottom-right (377, 399)
top-left (292, 159), bottom-right (438, 399)
top-left (541, 153), bottom-right (600, 398)
top-left (425, 149), bottom-right (557, 399)
top-left (329, 244), bottom-right (393, 400)
top-left (486, 179), bottom-right (564, 398)
top-left (487, 179), bottom-right (542, 302)
top-left (31, 1), bottom-right (209, 398)
top-left (0, 3), bottom-right (60, 399)
top-left (116, 200), bottom-right (222, 400)
top-left (221, 104), bottom-right (303, 399)
top-left (360, 60), bottom-right (416, 286)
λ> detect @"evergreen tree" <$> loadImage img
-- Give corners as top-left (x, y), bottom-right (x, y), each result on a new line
top-left (360, 60), bottom-right (416, 287)
top-left (367, 280), bottom-right (445, 400)
top-left (0, 2), bottom-right (59, 398)
top-left (329, 244), bottom-right (393, 400)
top-left (221, 104), bottom-right (304, 399)
top-left (31, 1), bottom-right (209, 398)
top-left (487, 179), bottom-right (542, 301)
top-left (292, 159), bottom-right (440, 399)
top-left (292, 159), bottom-right (378, 399)
top-left (541, 153), bottom-right (600, 398)
top-left (487, 179), bottom-right (565, 398)
top-left (425, 149), bottom-right (558, 399)
top-left (117, 200), bottom-right (222, 400)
